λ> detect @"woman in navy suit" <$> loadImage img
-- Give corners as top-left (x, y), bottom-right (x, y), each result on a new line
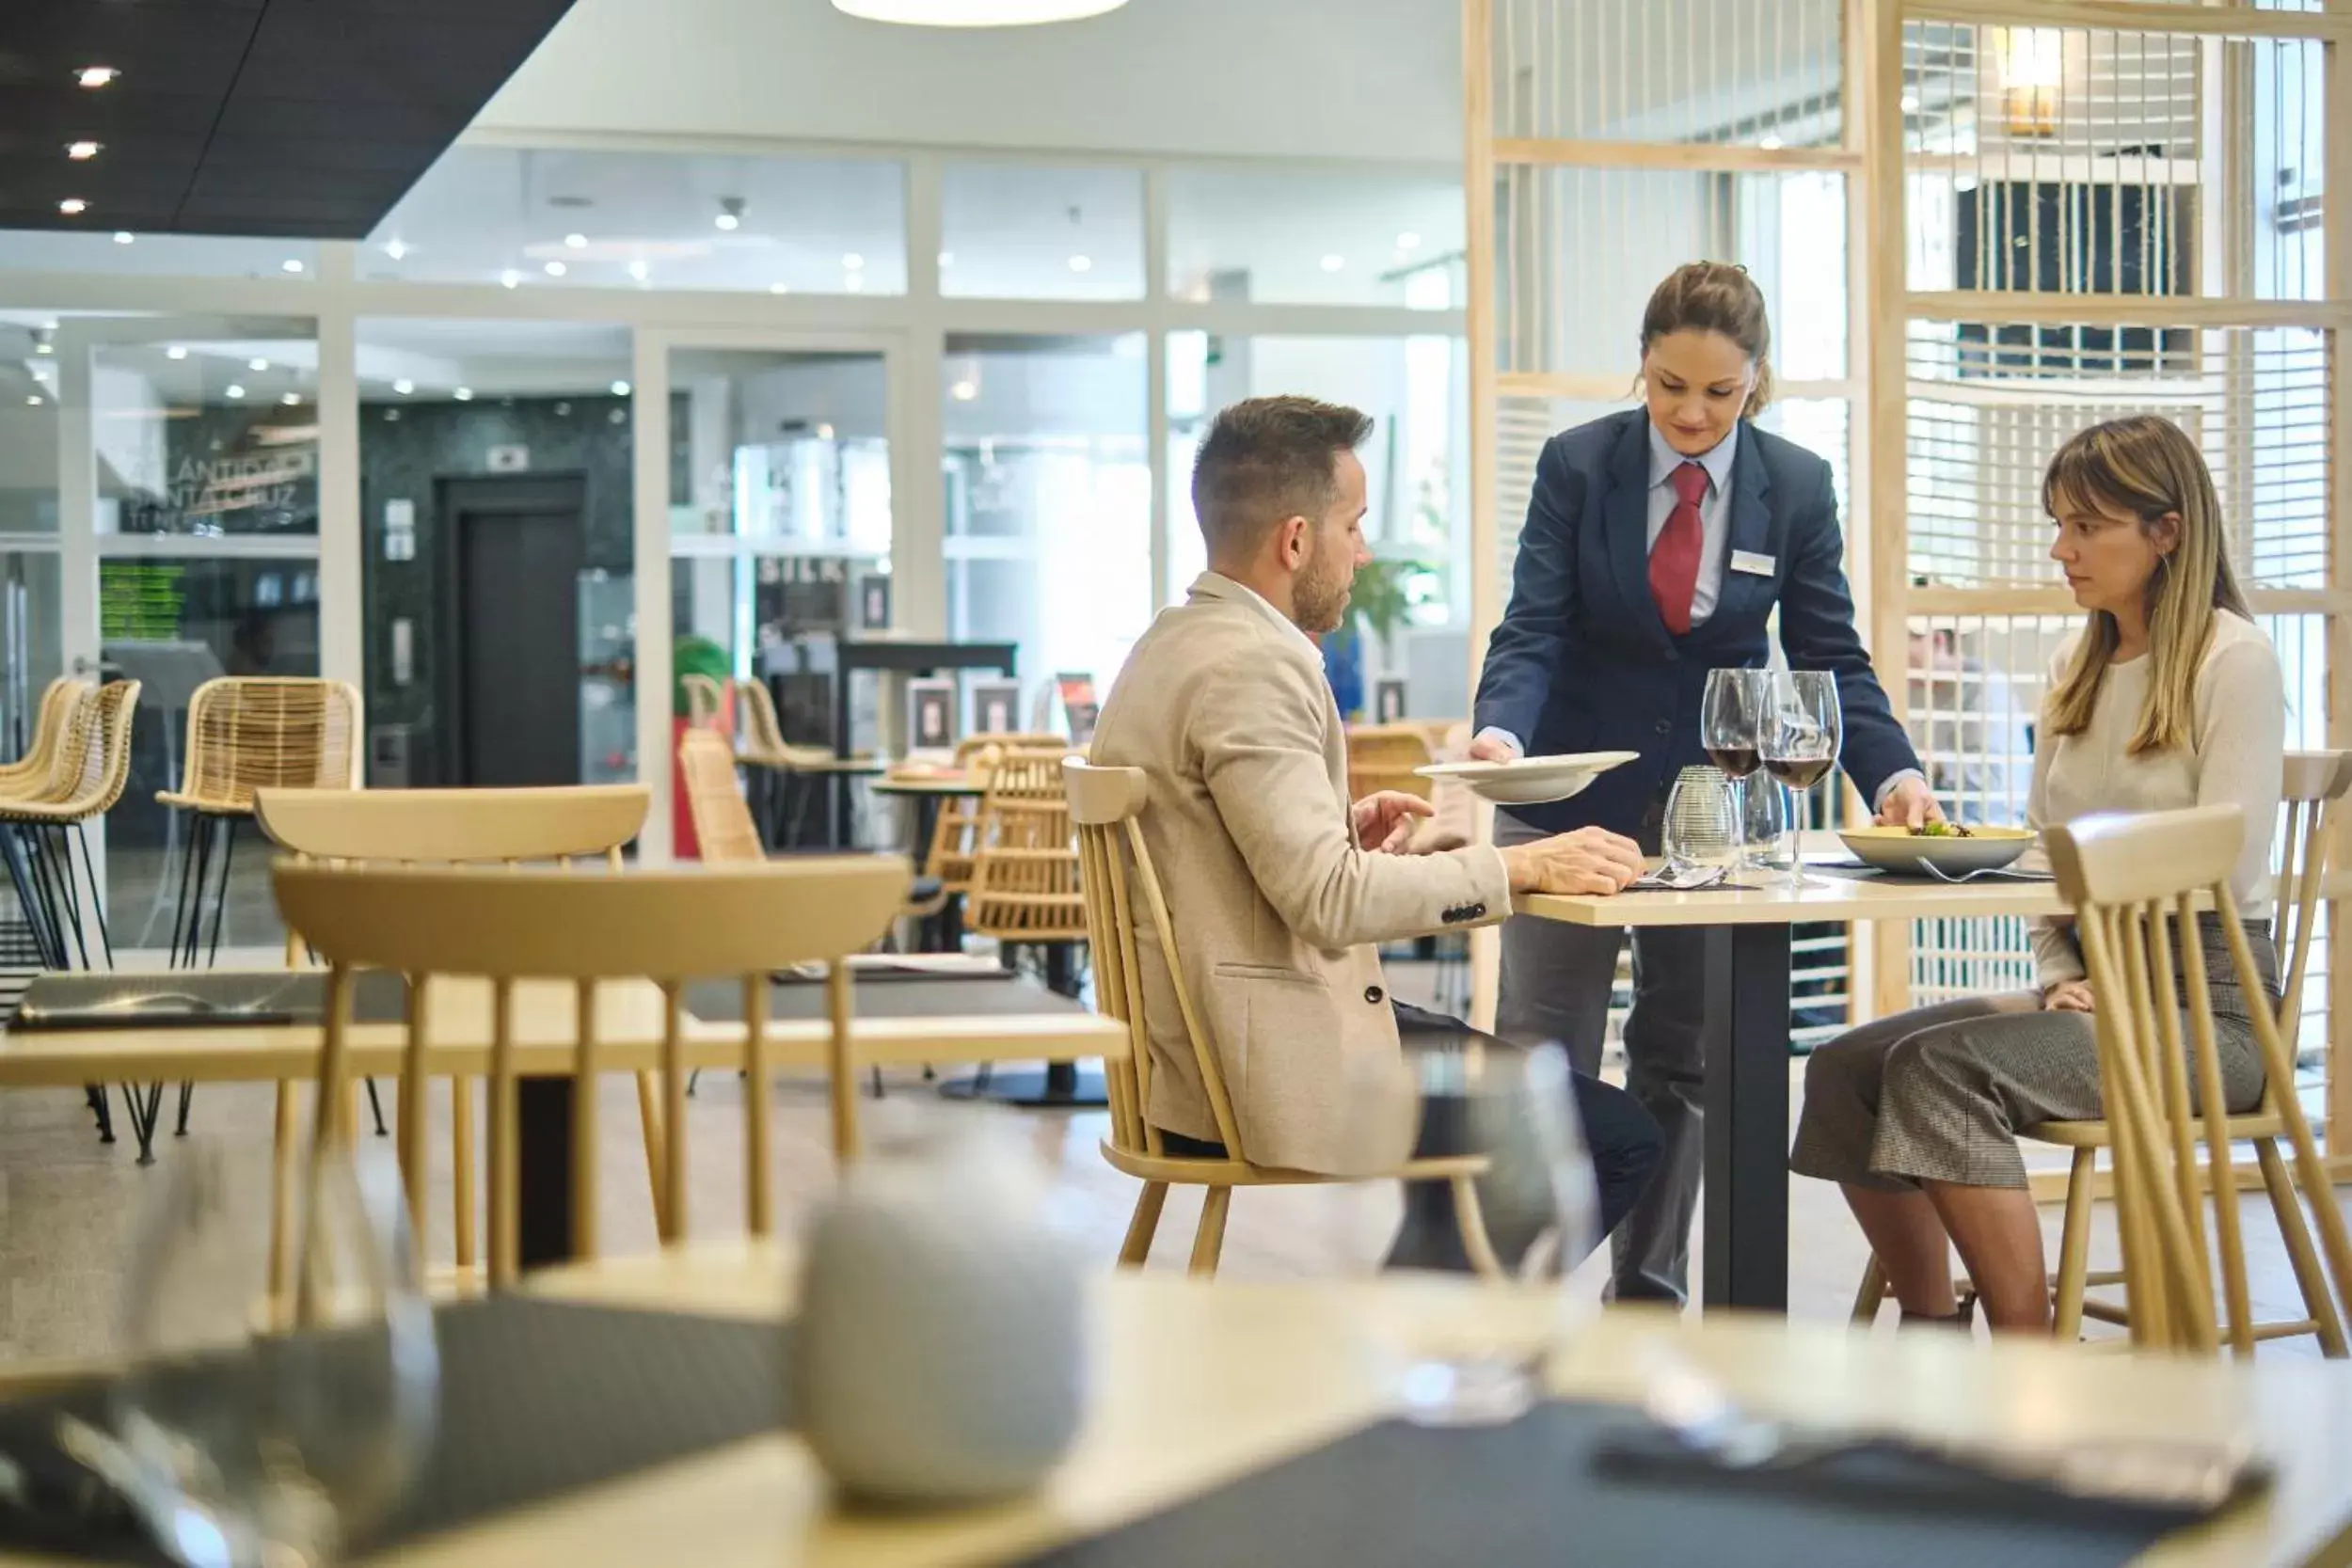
top-left (1471, 261), bottom-right (1939, 1304)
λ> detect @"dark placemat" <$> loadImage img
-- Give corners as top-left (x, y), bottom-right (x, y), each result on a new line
top-left (1018, 1402), bottom-right (2184, 1568)
top-left (6, 970), bottom-right (410, 1033)
top-left (0, 1295), bottom-right (785, 1563)
top-left (686, 973), bottom-right (1089, 1023)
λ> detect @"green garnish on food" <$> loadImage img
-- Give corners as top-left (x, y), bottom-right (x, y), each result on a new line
top-left (1910, 822), bottom-right (1974, 837)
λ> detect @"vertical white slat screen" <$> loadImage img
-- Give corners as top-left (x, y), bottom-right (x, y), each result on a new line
top-left (1876, 2), bottom-right (2350, 1164)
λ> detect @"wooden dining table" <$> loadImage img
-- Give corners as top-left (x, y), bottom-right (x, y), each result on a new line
top-left (0, 964), bottom-right (1125, 1266)
top-left (267, 1244), bottom-right (2352, 1568)
top-left (1520, 866), bottom-right (2069, 1314)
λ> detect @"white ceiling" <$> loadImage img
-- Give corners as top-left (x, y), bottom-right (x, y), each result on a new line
top-left (476, 0), bottom-right (1468, 164)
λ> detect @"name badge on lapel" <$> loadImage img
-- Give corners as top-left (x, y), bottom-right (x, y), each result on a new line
top-left (1730, 549), bottom-right (1777, 578)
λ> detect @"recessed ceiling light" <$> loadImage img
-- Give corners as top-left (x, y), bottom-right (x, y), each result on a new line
top-left (564, 232), bottom-right (588, 249)
top-left (950, 380), bottom-right (978, 402)
top-left (1900, 92), bottom-right (1922, 114)
top-left (166, 346), bottom-right (187, 360)
top-left (112, 231), bottom-right (133, 245)
top-left (67, 141), bottom-right (102, 161)
top-left (382, 238), bottom-right (409, 261)
top-left (1320, 254), bottom-right (1345, 272)
top-left (34, 342), bottom-right (53, 357)
top-left (769, 281), bottom-right (790, 294)
top-left (392, 378), bottom-right (414, 395)
top-left (25, 395), bottom-right (42, 406)
top-left (500, 269), bottom-right (521, 289)
top-left (453, 387), bottom-right (474, 402)
top-left (249, 358), bottom-right (269, 372)
top-left (1068, 254), bottom-right (1093, 273)
top-left (544, 260), bottom-right (567, 277)
top-left (1757, 134), bottom-right (1785, 150)
top-left (57, 198), bottom-right (87, 216)
top-left (627, 259), bottom-right (649, 282)
top-left (716, 197), bottom-right (745, 232)
top-left (280, 392), bottom-right (300, 406)
top-left (845, 275), bottom-right (866, 293)
top-left (938, 250), bottom-right (955, 268)
top-left (225, 384), bottom-right (246, 400)
top-left (610, 380), bottom-right (631, 397)
top-left (831, 0), bottom-right (1129, 24)
top-left (715, 212), bottom-right (739, 231)
top-left (281, 259), bottom-right (304, 273)
top-left (816, 423), bottom-right (835, 440)
top-left (842, 253), bottom-right (865, 270)
top-left (76, 67), bottom-right (118, 89)
top-left (1395, 231), bottom-right (1422, 251)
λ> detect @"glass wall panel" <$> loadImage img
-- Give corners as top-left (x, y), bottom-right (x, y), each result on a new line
top-left (1167, 166), bottom-right (1463, 309)
top-left (357, 319), bottom-right (637, 789)
top-left (945, 335), bottom-right (1149, 706)
top-left (941, 164), bottom-right (1144, 301)
top-left (0, 231), bottom-right (320, 280)
top-left (94, 325), bottom-right (321, 537)
top-left (364, 147), bottom-right (908, 296)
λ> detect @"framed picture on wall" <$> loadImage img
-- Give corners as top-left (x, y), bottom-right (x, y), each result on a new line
top-left (1056, 672), bottom-right (1099, 746)
top-left (856, 572), bottom-right (892, 632)
top-left (968, 677), bottom-right (1023, 737)
top-left (1373, 677), bottom-right (1408, 725)
top-left (906, 677), bottom-right (957, 756)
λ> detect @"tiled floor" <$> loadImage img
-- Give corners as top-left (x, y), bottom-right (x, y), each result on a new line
top-left (0, 961), bottom-right (2335, 1366)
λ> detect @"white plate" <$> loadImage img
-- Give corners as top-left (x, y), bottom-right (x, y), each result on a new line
top-left (1415, 751), bottom-right (1641, 805)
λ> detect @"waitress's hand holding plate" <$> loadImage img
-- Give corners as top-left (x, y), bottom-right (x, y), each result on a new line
top-left (1417, 751), bottom-right (1641, 806)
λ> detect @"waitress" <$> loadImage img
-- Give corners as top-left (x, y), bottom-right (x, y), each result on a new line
top-left (1471, 260), bottom-right (1939, 1305)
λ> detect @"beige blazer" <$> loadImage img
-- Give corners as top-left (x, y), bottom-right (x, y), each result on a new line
top-left (1089, 573), bottom-right (1513, 1172)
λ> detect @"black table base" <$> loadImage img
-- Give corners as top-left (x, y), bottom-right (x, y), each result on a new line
top-left (1701, 922), bottom-right (1792, 1312)
top-left (936, 1060), bottom-right (1107, 1108)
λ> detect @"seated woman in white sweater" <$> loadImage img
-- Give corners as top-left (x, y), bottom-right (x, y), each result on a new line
top-left (1790, 414), bottom-right (2283, 1335)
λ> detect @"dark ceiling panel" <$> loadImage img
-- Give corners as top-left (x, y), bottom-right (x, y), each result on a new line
top-left (0, 0), bottom-right (576, 240)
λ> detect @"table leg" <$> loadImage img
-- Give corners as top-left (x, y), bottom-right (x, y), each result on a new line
top-left (517, 1078), bottom-right (576, 1271)
top-left (938, 942), bottom-right (1105, 1107)
top-left (1701, 922), bottom-right (1791, 1313)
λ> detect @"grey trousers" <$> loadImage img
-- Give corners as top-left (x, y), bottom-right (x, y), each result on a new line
top-left (1495, 808), bottom-right (1704, 1303)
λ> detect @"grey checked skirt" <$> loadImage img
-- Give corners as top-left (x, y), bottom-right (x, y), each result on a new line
top-left (1789, 915), bottom-right (2280, 1192)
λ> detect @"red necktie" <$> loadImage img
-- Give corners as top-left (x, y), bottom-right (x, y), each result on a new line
top-left (1649, 461), bottom-right (1708, 636)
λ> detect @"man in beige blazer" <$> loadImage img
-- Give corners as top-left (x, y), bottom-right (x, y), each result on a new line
top-left (1091, 395), bottom-right (1663, 1265)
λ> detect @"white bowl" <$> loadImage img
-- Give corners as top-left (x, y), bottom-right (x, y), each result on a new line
top-left (1415, 751), bottom-right (1641, 806)
top-left (1837, 824), bottom-right (2036, 876)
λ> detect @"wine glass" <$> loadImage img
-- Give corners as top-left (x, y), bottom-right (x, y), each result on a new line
top-left (112, 1142), bottom-right (438, 1568)
top-left (1661, 767), bottom-right (1738, 885)
top-left (1761, 670), bottom-right (1841, 891)
top-left (1315, 1039), bottom-right (1598, 1427)
top-left (1701, 670), bottom-right (1772, 872)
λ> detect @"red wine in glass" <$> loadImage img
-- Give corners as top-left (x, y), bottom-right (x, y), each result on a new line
top-left (1706, 744), bottom-right (1761, 779)
top-left (1761, 754), bottom-right (1833, 790)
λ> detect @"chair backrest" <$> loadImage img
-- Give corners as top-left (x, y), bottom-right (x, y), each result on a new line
top-left (273, 855), bottom-right (910, 1289)
top-left (0, 676), bottom-right (88, 782)
top-left (173, 677), bottom-right (363, 808)
top-left (1066, 759), bottom-right (1244, 1161)
top-left (677, 729), bottom-right (765, 864)
top-left (2046, 805), bottom-right (2352, 1355)
top-left (2273, 751), bottom-right (2352, 1029)
top-left (954, 731), bottom-right (1063, 768)
top-left (253, 785), bottom-right (647, 867)
top-left (1345, 723), bottom-right (1436, 801)
top-left (61, 681), bottom-right (140, 816)
top-left (681, 674), bottom-right (727, 733)
top-left (969, 745), bottom-right (1087, 941)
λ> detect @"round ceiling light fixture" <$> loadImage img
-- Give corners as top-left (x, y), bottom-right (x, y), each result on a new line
top-left (832, 0), bottom-right (1128, 24)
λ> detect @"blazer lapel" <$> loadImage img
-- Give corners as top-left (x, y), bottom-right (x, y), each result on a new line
top-left (1601, 416), bottom-right (1675, 655)
top-left (1712, 424), bottom-right (1778, 627)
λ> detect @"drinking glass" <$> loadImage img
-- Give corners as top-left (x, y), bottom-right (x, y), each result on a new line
top-left (112, 1143), bottom-right (438, 1568)
top-left (1740, 765), bottom-right (1789, 871)
top-left (1661, 767), bottom-right (1738, 883)
top-left (1760, 670), bottom-right (1842, 891)
top-left (1315, 1038), bottom-right (1597, 1427)
top-left (1700, 670), bottom-right (1772, 872)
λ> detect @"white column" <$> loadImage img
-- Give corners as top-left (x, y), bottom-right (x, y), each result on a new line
top-left (897, 154), bottom-right (948, 640)
top-left (630, 330), bottom-right (675, 863)
top-left (55, 327), bottom-right (104, 948)
top-left (1144, 165), bottom-right (1171, 610)
top-left (314, 245), bottom-right (365, 703)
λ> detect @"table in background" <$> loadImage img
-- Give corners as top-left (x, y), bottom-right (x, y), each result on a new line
top-left (868, 773), bottom-right (984, 952)
top-left (1521, 869), bottom-right (2067, 1314)
top-left (0, 967), bottom-right (1122, 1268)
top-left (422, 1249), bottom-right (2352, 1568)
top-left (829, 641), bottom-right (1018, 845)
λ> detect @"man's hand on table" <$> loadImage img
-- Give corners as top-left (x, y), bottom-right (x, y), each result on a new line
top-left (1501, 826), bottom-right (1645, 896)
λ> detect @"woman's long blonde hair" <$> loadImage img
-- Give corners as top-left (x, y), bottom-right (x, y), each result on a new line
top-left (2042, 415), bottom-right (2249, 755)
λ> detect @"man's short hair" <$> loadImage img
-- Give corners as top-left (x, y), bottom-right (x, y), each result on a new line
top-left (1190, 395), bottom-right (1374, 559)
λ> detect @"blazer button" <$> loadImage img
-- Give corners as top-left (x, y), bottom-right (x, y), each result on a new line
top-left (1655, 719), bottom-right (1673, 736)
top-left (1365, 985), bottom-right (1384, 1005)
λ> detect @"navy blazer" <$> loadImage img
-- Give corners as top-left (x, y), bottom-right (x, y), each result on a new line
top-left (1474, 409), bottom-right (1918, 836)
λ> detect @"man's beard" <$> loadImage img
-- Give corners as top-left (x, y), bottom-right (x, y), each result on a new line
top-left (1293, 542), bottom-right (1352, 634)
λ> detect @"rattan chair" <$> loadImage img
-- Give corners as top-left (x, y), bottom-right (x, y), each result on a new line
top-left (1851, 752), bottom-right (2352, 1349)
top-left (2042, 804), bottom-right (2352, 1355)
top-left (1066, 758), bottom-right (1502, 1278)
top-left (274, 856), bottom-right (908, 1288)
top-left (734, 676), bottom-right (866, 848)
top-left (681, 673), bottom-right (728, 732)
top-left (255, 784), bottom-right (656, 1301)
top-left (966, 744), bottom-right (1090, 948)
top-left (923, 732), bottom-right (1066, 897)
top-left (0, 676), bottom-right (91, 800)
